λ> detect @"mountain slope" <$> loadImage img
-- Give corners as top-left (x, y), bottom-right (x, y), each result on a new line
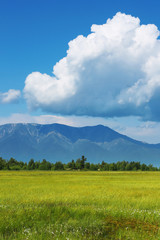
top-left (0, 123), bottom-right (160, 165)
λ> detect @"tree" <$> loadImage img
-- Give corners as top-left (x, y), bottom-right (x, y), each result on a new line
top-left (28, 159), bottom-right (35, 170)
top-left (85, 162), bottom-right (90, 170)
top-left (125, 163), bottom-right (132, 171)
top-left (54, 161), bottom-right (64, 170)
top-left (67, 160), bottom-right (76, 170)
top-left (8, 157), bottom-right (18, 167)
top-left (38, 159), bottom-right (52, 170)
top-left (0, 157), bottom-right (5, 170)
top-left (80, 155), bottom-right (87, 169)
top-left (90, 163), bottom-right (98, 171)
top-left (109, 163), bottom-right (115, 171)
top-left (141, 163), bottom-right (147, 171)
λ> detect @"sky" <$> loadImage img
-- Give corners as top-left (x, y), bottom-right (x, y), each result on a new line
top-left (1, 0), bottom-right (160, 143)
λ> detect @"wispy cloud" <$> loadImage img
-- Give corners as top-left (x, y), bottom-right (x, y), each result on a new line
top-left (117, 121), bottom-right (160, 144)
top-left (0, 89), bottom-right (21, 104)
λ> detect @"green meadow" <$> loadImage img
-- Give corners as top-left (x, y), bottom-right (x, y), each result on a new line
top-left (0, 171), bottom-right (160, 239)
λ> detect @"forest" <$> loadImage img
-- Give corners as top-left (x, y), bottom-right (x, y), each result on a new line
top-left (0, 156), bottom-right (158, 171)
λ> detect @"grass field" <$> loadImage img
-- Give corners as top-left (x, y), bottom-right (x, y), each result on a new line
top-left (0, 171), bottom-right (160, 239)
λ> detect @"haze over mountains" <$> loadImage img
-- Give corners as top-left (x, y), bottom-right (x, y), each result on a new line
top-left (0, 123), bottom-right (160, 165)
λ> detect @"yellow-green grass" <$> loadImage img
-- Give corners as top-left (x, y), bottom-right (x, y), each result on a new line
top-left (0, 171), bottom-right (160, 239)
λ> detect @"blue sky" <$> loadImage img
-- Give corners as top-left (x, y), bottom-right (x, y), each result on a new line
top-left (1, 0), bottom-right (160, 143)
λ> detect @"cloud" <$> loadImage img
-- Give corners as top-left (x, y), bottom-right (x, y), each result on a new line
top-left (0, 113), bottom-right (117, 128)
top-left (116, 121), bottom-right (160, 144)
top-left (0, 89), bottom-right (21, 104)
top-left (0, 113), bottom-right (73, 126)
top-left (24, 12), bottom-right (160, 121)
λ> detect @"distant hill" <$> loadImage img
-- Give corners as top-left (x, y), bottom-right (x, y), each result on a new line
top-left (0, 123), bottom-right (160, 165)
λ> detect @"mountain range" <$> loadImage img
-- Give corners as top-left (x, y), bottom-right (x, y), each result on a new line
top-left (0, 123), bottom-right (160, 165)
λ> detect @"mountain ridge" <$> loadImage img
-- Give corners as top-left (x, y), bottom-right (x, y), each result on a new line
top-left (0, 123), bottom-right (160, 165)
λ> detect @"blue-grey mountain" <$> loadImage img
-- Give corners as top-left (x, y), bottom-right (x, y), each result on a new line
top-left (0, 123), bottom-right (160, 165)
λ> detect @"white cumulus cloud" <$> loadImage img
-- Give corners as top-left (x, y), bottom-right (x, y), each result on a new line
top-left (0, 89), bottom-right (21, 104)
top-left (24, 12), bottom-right (160, 121)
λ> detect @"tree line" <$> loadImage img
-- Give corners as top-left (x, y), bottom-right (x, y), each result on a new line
top-left (0, 156), bottom-right (159, 171)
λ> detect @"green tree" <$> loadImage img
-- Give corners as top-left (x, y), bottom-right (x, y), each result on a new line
top-left (0, 157), bottom-right (6, 170)
top-left (90, 163), bottom-right (98, 171)
top-left (28, 159), bottom-right (35, 170)
top-left (80, 155), bottom-right (87, 169)
top-left (85, 162), bottom-right (90, 170)
top-left (54, 161), bottom-right (64, 170)
top-left (8, 157), bottom-right (18, 167)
